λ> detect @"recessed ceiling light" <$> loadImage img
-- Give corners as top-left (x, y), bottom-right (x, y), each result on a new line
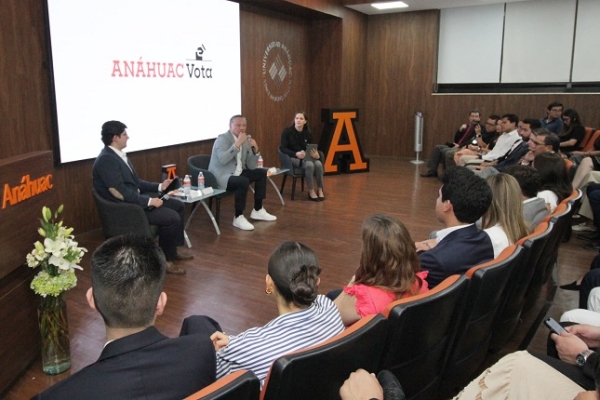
top-left (371, 1), bottom-right (409, 10)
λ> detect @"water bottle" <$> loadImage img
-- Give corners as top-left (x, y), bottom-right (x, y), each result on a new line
top-left (183, 174), bottom-right (191, 197)
top-left (257, 155), bottom-right (264, 169)
top-left (197, 172), bottom-right (205, 190)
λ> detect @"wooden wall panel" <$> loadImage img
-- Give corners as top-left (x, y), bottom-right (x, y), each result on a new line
top-left (363, 10), bottom-right (600, 158)
top-left (0, 0), bottom-right (53, 158)
top-left (240, 5), bottom-right (312, 166)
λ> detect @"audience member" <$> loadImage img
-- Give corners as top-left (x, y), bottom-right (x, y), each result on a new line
top-left (570, 131), bottom-right (600, 190)
top-left (415, 167), bottom-right (494, 288)
top-left (453, 351), bottom-right (587, 399)
top-left (561, 286), bottom-right (600, 327)
top-left (505, 165), bottom-right (549, 229)
top-left (209, 115), bottom-right (277, 231)
top-left (92, 120), bottom-right (190, 275)
top-left (445, 114), bottom-right (500, 168)
top-left (454, 117), bottom-right (501, 166)
top-left (477, 118), bottom-right (541, 178)
top-left (463, 114), bottom-right (521, 169)
top-left (340, 369), bottom-right (406, 400)
top-left (280, 111), bottom-right (325, 201)
top-left (481, 174), bottom-right (531, 257)
top-left (530, 128), bottom-right (561, 154)
top-left (540, 101), bottom-right (564, 134)
top-left (210, 241), bottom-right (344, 385)
top-left (420, 109), bottom-right (481, 177)
top-left (34, 235), bottom-right (218, 399)
top-left (559, 108), bottom-right (586, 153)
top-left (534, 152), bottom-right (573, 213)
top-left (333, 214), bottom-right (428, 326)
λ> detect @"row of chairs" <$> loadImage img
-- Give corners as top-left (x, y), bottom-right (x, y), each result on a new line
top-left (578, 126), bottom-right (598, 152)
top-left (184, 193), bottom-right (579, 400)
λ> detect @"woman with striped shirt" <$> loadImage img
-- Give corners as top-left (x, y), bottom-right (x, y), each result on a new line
top-left (210, 241), bottom-right (344, 386)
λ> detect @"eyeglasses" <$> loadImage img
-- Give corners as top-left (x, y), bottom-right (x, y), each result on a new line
top-left (530, 139), bottom-right (546, 146)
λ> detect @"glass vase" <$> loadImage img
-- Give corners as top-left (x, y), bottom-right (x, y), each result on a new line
top-left (38, 293), bottom-right (71, 375)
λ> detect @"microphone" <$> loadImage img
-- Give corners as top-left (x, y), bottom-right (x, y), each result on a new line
top-left (247, 134), bottom-right (257, 154)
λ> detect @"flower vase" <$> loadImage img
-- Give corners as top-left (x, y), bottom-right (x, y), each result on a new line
top-left (38, 293), bottom-right (71, 375)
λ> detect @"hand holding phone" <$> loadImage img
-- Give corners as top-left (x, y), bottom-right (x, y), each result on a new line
top-left (545, 317), bottom-right (567, 335)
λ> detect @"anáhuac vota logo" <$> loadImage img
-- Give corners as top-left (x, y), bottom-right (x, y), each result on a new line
top-left (111, 45), bottom-right (213, 79)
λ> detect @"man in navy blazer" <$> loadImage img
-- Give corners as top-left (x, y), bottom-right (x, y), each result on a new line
top-left (416, 167), bottom-right (495, 288)
top-left (208, 115), bottom-right (277, 231)
top-left (92, 120), bottom-right (190, 274)
top-left (34, 235), bottom-right (219, 400)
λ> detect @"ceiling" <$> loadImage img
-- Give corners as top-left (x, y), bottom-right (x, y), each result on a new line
top-left (345, 0), bottom-right (533, 15)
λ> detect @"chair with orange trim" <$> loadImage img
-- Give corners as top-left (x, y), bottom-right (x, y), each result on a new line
top-left (560, 189), bottom-right (582, 242)
top-left (523, 202), bottom-right (572, 312)
top-left (441, 245), bottom-right (524, 393)
top-left (490, 222), bottom-right (552, 350)
top-left (184, 370), bottom-right (260, 400)
top-left (260, 313), bottom-right (388, 400)
top-left (580, 127), bottom-right (598, 151)
top-left (378, 274), bottom-right (470, 400)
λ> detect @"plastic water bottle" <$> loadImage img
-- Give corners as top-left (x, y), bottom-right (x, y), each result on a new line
top-left (257, 155), bottom-right (264, 169)
top-left (197, 172), bottom-right (205, 190)
top-left (183, 175), bottom-right (191, 197)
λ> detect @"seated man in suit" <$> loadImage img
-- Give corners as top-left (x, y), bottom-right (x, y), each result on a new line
top-left (505, 165), bottom-right (549, 229)
top-left (34, 235), bottom-right (219, 399)
top-left (93, 120), bottom-right (190, 274)
top-left (477, 118), bottom-right (542, 178)
top-left (415, 167), bottom-right (495, 288)
top-left (209, 115), bottom-right (277, 231)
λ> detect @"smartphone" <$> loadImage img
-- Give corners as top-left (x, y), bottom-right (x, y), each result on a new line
top-left (544, 317), bottom-right (567, 335)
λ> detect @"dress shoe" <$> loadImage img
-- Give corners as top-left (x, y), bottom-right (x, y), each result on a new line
top-left (583, 242), bottom-right (600, 251)
top-left (308, 194), bottom-right (320, 202)
top-left (166, 261), bottom-right (186, 275)
top-left (559, 281), bottom-right (581, 291)
top-left (578, 232), bottom-right (600, 242)
top-left (420, 170), bottom-right (437, 178)
top-left (173, 249), bottom-right (194, 261)
top-left (318, 196), bottom-right (325, 201)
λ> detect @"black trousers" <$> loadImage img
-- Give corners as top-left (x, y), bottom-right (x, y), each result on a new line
top-left (144, 196), bottom-right (185, 260)
top-left (226, 168), bottom-right (268, 214)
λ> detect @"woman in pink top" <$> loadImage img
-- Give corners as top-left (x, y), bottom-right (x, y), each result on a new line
top-left (333, 214), bottom-right (428, 326)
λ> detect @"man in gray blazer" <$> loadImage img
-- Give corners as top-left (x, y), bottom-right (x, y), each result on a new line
top-left (208, 115), bottom-right (276, 230)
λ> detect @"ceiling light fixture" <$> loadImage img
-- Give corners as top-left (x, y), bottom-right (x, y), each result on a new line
top-left (371, 1), bottom-right (409, 10)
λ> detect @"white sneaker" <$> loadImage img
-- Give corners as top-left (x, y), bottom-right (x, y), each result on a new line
top-left (572, 222), bottom-right (596, 232)
top-left (250, 208), bottom-right (277, 221)
top-left (233, 215), bottom-right (254, 231)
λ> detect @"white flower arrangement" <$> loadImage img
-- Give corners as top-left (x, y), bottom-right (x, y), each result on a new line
top-left (26, 205), bottom-right (87, 297)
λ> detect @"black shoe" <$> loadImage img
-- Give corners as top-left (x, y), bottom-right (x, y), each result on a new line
top-left (578, 232), bottom-right (600, 242)
top-left (584, 242), bottom-right (600, 250)
top-left (308, 194), bottom-right (320, 202)
top-left (420, 170), bottom-right (438, 178)
top-left (559, 281), bottom-right (581, 291)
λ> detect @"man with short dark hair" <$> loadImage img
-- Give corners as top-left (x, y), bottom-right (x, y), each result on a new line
top-left (421, 109), bottom-right (481, 178)
top-left (541, 101), bottom-right (564, 134)
top-left (34, 235), bottom-right (219, 399)
top-left (531, 129), bottom-right (560, 154)
top-left (505, 165), bottom-right (549, 228)
top-left (93, 120), bottom-right (190, 274)
top-left (209, 115), bottom-right (277, 231)
top-left (415, 167), bottom-right (495, 288)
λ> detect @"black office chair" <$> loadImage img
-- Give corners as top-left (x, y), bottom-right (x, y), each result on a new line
top-left (184, 370), bottom-right (260, 400)
top-left (277, 147), bottom-right (305, 200)
top-left (92, 188), bottom-right (159, 239)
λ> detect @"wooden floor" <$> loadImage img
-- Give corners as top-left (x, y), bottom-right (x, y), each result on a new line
top-left (5, 157), bottom-right (594, 399)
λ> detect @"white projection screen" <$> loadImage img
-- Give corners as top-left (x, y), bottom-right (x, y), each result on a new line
top-left (45, 0), bottom-right (241, 164)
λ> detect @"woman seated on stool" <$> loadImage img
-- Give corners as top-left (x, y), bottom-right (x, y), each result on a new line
top-left (333, 214), bottom-right (428, 326)
top-left (280, 111), bottom-right (325, 201)
top-left (210, 241), bottom-right (344, 386)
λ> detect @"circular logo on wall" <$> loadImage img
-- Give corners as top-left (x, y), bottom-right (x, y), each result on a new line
top-left (262, 41), bottom-right (292, 102)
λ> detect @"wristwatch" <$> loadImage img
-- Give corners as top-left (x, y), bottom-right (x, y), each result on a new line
top-left (576, 349), bottom-right (594, 367)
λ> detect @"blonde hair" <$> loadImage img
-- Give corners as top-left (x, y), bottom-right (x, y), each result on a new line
top-left (482, 174), bottom-right (530, 243)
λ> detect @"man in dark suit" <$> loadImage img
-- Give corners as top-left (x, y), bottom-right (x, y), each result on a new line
top-left (34, 235), bottom-right (219, 400)
top-left (92, 120), bottom-right (190, 274)
top-left (415, 167), bottom-right (495, 288)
